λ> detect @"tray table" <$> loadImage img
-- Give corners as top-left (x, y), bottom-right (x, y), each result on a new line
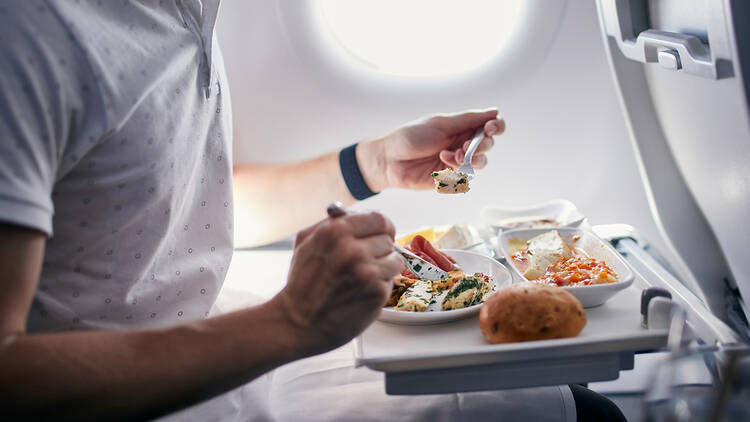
top-left (355, 274), bottom-right (668, 395)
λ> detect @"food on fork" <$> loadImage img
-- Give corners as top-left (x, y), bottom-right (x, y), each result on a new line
top-left (431, 168), bottom-right (469, 194)
top-left (479, 283), bottom-right (586, 344)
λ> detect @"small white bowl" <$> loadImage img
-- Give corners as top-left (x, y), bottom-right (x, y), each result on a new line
top-left (480, 199), bottom-right (586, 232)
top-left (497, 228), bottom-right (634, 308)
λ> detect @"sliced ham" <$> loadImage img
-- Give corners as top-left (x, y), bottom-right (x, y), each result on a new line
top-left (400, 235), bottom-right (457, 277)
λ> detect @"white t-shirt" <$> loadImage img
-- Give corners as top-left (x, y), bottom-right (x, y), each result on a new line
top-left (0, 0), bottom-right (233, 333)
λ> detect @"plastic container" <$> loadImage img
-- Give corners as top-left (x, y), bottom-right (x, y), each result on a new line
top-left (498, 227), bottom-right (634, 307)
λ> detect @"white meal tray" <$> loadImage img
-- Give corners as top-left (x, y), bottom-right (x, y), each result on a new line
top-left (354, 273), bottom-right (668, 395)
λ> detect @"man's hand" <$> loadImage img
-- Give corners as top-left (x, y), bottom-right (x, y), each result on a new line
top-left (272, 211), bottom-right (403, 357)
top-left (357, 108), bottom-right (505, 192)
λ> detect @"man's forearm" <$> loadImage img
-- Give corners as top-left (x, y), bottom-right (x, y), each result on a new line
top-left (0, 299), bottom-right (301, 422)
top-left (232, 140), bottom-right (386, 247)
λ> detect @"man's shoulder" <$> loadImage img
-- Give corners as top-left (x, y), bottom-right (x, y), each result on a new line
top-left (0, 2), bottom-right (97, 88)
top-left (0, 2), bottom-right (78, 46)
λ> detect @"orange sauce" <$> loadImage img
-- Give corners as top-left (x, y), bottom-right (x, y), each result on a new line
top-left (535, 256), bottom-right (618, 287)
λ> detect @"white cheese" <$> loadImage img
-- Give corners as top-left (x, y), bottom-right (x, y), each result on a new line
top-left (522, 230), bottom-right (572, 280)
top-left (435, 223), bottom-right (476, 249)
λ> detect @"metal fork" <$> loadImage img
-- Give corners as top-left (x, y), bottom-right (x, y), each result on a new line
top-left (325, 202), bottom-right (450, 280)
top-left (456, 126), bottom-right (486, 180)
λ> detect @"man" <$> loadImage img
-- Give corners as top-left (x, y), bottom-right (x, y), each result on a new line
top-left (0, 1), bottom-right (624, 421)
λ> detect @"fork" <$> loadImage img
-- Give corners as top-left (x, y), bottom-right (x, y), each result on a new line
top-left (325, 202), bottom-right (451, 280)
top-left (456, 126), bottom-right (486, 180)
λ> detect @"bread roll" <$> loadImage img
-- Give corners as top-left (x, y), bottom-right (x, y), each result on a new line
top-left (479, 283), bottom-right (586, 344)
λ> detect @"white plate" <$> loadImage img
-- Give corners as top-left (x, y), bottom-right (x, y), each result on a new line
top-left (480, 199), bottom-right (586, 231)
top-left (497, 228), bottom-right (634, 308)
top-left (378, 249), bottom-right (511, 325)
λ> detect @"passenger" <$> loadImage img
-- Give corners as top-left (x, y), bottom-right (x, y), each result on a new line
top-left (0, 2), bottom-right (624, 421)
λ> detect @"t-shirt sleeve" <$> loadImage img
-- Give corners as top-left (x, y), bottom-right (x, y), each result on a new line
top-left (0, 3), bottom-right (101, 236)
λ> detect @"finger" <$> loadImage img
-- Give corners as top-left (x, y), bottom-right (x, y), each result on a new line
top-left (433, 108), bottom-right (499, 134)
top-left (359, 234), bottom-right (395, 258)
top-left (349, 259), bottom-right (397, 292)
top-left (439, 150), bottom-right (459, 168)
top-left (466, 135), bottom-right (495, 155)
top-left (448, 134), bottom-right (493, 165)
top-left (470, 153), bottom-right (488, 169)
top-left (454, 148), bottom-right (463, 165)
top-left (441, 116), bottom-right (504, 153)
top-left (477, 136), bottom-right (495, 154)
top-left (294, 220), bottom-right (322, 247)
top-left (342, 212), bottom-right (395, 239)
top-left (376, 251), bottom-right (404, 280)
top-left (359, 277), bottom-right (392, 307)
top-left (484, 118), bottom-right (506, 136)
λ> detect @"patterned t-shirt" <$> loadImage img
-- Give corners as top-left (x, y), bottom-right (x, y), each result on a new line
top-left (0, 0), bottom-right (233, 332)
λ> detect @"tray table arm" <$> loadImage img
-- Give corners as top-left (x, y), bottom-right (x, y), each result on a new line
top-left (613, 237), bottom-right (741, 346)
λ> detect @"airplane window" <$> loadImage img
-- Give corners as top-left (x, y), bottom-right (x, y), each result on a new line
top-left (316, 0), bottom-right (525, 77)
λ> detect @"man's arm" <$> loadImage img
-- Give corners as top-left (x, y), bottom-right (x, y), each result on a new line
top-left (0, 213), bottom-right (401, 421)
top-left (233, 152), bottom-right (354, 248)
top-left (233, 109), bottom-right (505, 247)
top-left (0, 223), bottom-right (301, 421)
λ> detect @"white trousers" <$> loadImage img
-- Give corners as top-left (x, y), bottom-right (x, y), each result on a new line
top-left (158, 290), bottom-right (576, 422)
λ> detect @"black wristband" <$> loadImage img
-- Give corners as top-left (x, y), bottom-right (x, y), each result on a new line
top-left (339, 143), bottom-right (378, 200)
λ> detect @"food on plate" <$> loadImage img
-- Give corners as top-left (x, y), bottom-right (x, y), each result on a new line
top-left (395, 280), bottom-right (435, 312)
top-left (389, 271), bottom-right (480, 307)
top-left (479, 283), bottom-right (586, 344)
top-left (511, 230), bottom-right (571, 280)
top-left (510, 230), bottom-right (619, 287)
top-left (441, 273), bottom-right (492, 310)
top-left (399, 235), bottom-right (457, 279)
top-left (393, 271), bottom-right (492, 312)
top-left (430, 270), bottom-right (466, 292)
top-left (434, 223), bottom-right (476, 249)
top-left (497, 216), bottom-right (560, 230)
top-left (387, 275), bottom-right (419, 306)
top-left (390, 235), bottom-right (493, 312)
top-left (431, 168), bottom-right (469, 194)
top-left (396, 223), bottom-right (478, 249)
top-left (395, 227), bottom-right (440, 246)
top-left (537, 256), bottom-right (618, 287)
